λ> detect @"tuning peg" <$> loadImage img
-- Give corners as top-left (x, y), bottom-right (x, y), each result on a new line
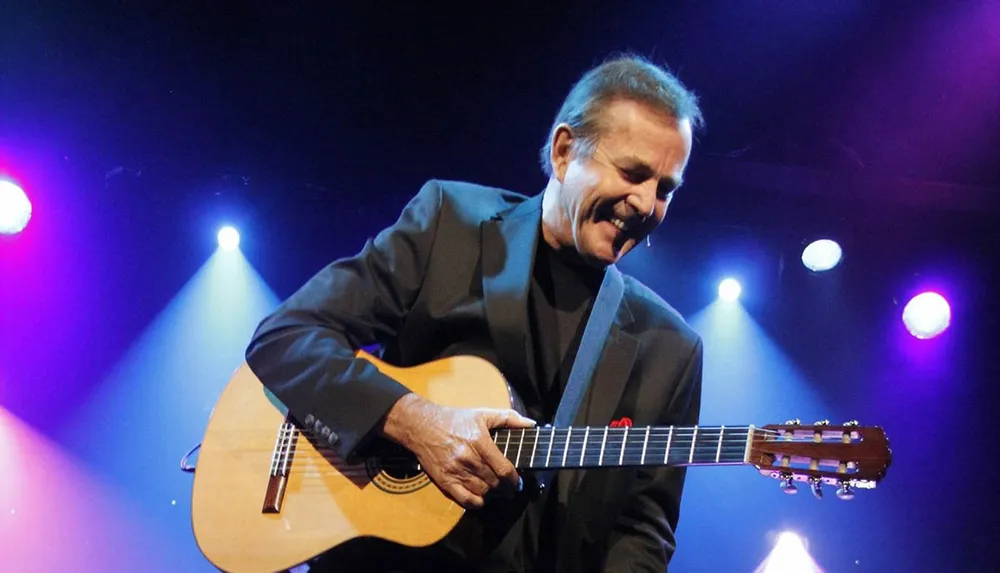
top-left (809, 477), bottom-right (823, 499)
top-left (779, 474), bottom-right (798, 495)
top-left (814, 419), bottom-right (830, 426)
top-left (843, 420), bottom-right (859, 427)
top-left (837, 482), bottom-right (856, 501)
top-left (784, 418), bottom-right (801, 425)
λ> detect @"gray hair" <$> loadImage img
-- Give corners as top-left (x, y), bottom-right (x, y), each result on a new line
top-left (539, 54), bottom-right (704, 177)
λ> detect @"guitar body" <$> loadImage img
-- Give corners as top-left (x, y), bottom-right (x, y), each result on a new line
top-left (191, 351), bottom-right (514, 573)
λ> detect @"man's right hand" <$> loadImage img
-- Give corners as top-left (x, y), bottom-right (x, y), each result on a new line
top-left (379, 393), bottom-right (536, 509)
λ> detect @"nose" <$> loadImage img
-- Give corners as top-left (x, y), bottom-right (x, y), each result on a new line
top-left (625, 181), bottom-right (657, 219)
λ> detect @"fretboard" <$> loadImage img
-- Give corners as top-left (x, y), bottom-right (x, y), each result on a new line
top-left (491, 425), bottom-right (753, 469)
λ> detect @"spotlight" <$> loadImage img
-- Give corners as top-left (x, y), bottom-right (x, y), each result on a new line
top-left (217, 226), bottom-right (240, 251)
top-left (0, 180), bottom-right (32, 235)
top-left (801, 239), bottom-right (842, 272)
top-left (718, 278), bottom-right (742, 302)
top-left (757, 531), bottom-right (821, 573)
top-left (902, 292), bottom-right (951, 339)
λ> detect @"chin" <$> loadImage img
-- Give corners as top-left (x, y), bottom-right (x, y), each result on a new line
top-left (587, 245), bottom-right (623, 266)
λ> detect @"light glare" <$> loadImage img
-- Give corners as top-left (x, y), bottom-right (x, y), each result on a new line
top-left (801, 239), bottom-right (842, 272)
top-left (718, 278), bottom-right (742, 302)
top-left (902, 292), bottom-right (951, 339)
top-left (0, 180), bottom-right (32, 235)
top-left (756, 531), bottom-right (823, 573)
top-left (217, 226), bottom-right (240, 251)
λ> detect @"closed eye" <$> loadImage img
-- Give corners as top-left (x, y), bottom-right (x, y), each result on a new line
top-left (616, 160), bottom-right (682, 199)
top-left (657, 179), bottom-right (679, 199)
top-left (619, 167), bottom-right (647, 185)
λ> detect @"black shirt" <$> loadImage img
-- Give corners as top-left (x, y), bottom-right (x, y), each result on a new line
top-left (521, 232), bottom-right (604, 571)
top-left (527, 233), bottom-right (604, 422)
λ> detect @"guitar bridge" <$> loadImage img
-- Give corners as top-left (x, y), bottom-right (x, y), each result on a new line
top-left (262, 418), bottom-right (299, 513)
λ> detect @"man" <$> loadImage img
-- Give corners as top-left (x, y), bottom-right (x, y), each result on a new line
top-left (245, 54), bottom-right (705, 572)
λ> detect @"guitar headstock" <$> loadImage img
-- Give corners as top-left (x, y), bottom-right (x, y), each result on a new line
top-left (748, 419), bottom-right (892, 500)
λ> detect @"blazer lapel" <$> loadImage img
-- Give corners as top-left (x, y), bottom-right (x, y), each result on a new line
top-left (481, 195), bottom-right (543, 397)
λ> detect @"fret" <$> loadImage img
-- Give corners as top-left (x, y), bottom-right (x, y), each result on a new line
top-left (602, 427), bottom-right (626, 467)
top-left (715, 426), bottom-right (725, 463)
top-left (668, 427), bottom-right (691, 466)
top-left (618, 427), bottom-right (628, 465)
top-left (501, 430), bottom-right (510, 458)
top-left (598, 427), bottom-right (609, 466)
top-left (545, 426), bottom-right (555, 468)
top-left (529, 428), bottom-right (539, 467)
top-left (664, 427), bottom-right (674, 464)
top-left (684, 427), bottom-right (746, 465)
top-left (562, 428), bottom-right (572, 467)
top-left (621, 426), bottom-right (648, 465)
top-left (579, 427), bottom-right (589, 466)
top-left (641, 426), bottom-right (650, 465)
top-left (688, 427), bottom-right (698, 463)
top-left (528, 430), bottom-right (538, 466)
top-left (514, 428), bottom-right (525, 467)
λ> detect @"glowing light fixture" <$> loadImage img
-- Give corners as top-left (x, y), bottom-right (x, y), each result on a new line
top-left (718, 278), bottom-right (742, 302)
top-left (217, 226), bottom-right (240, 251)
top-left (756, 531), bottom-right (822, 573)
top-left (0, 180), bottom-right (31, 235)
top-left (902, 291), bottom-right (951, 339)
top-left (801, 239), bottom-right (842, 272)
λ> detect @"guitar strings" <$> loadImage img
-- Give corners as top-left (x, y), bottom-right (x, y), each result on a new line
top-left (246, 428), bottom-right (855, 477)
top-left (241, 430), bottom-right (846, 458)
top-left (237, 438), bottom-right (846, 460)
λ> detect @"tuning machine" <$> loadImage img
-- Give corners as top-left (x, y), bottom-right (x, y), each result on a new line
top-left (814, 419), bottom-right (830, 426)
top-left (778, 473), bottom-right (798, 495)
top-left (784, 418), bottom-right (801, 426)
top-left (843, 420), bottom-right (860, 427)
top-left (837, 481), bottom-right (856, 500)
top-left (809, 477), bottom-right (823, 499)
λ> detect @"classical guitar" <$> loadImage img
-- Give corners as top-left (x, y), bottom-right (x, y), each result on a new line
top-left (189, 351), bottom-right (892, 573)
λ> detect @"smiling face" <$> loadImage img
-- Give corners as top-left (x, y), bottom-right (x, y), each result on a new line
top-left (541, 98), bottom-right (693, 267)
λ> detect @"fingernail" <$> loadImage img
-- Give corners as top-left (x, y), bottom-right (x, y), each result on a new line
top-left (517, 476), bottom-right (523, 492)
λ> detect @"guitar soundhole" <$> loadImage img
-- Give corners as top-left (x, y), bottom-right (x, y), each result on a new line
top-left (365, 445), bottom-right (432, 494)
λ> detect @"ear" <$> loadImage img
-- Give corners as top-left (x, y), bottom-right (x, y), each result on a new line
top-left (549, 124), bottom-right (575, 183)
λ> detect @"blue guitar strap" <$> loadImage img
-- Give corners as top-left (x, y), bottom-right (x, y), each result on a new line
top-left (534, 264), bottom-right (624, 492)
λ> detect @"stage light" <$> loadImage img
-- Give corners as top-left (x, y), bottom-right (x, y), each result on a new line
top-left (902, 292), bottom-right (951, 339)
top-left (801, 239), bottom-right (842, 272)
top-left (217, 226), bottom-right (240, 251)
top-left (0, 180), bottom-right (31, 235)
top-left (756, 531), bottom-right (822, 573)
top-left (718, 278), bottom-right (741, 302)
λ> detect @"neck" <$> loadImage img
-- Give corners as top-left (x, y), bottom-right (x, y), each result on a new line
top-left (540, 179), bottom-right (567, 253)
top-left (491, 424), bottom-right (754, 469)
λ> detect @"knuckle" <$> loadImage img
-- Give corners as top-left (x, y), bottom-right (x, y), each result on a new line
top-left (457, 492), bottom-right (477, 508)
top-left (443, 460), bottom-right (461, 476)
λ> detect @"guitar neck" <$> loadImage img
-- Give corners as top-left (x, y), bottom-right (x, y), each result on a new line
top-left (491, 425), bottom-right (754, 470)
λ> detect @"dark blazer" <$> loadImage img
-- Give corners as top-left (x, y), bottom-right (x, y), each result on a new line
top-left (245, 179), bottom-right (703, 573)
